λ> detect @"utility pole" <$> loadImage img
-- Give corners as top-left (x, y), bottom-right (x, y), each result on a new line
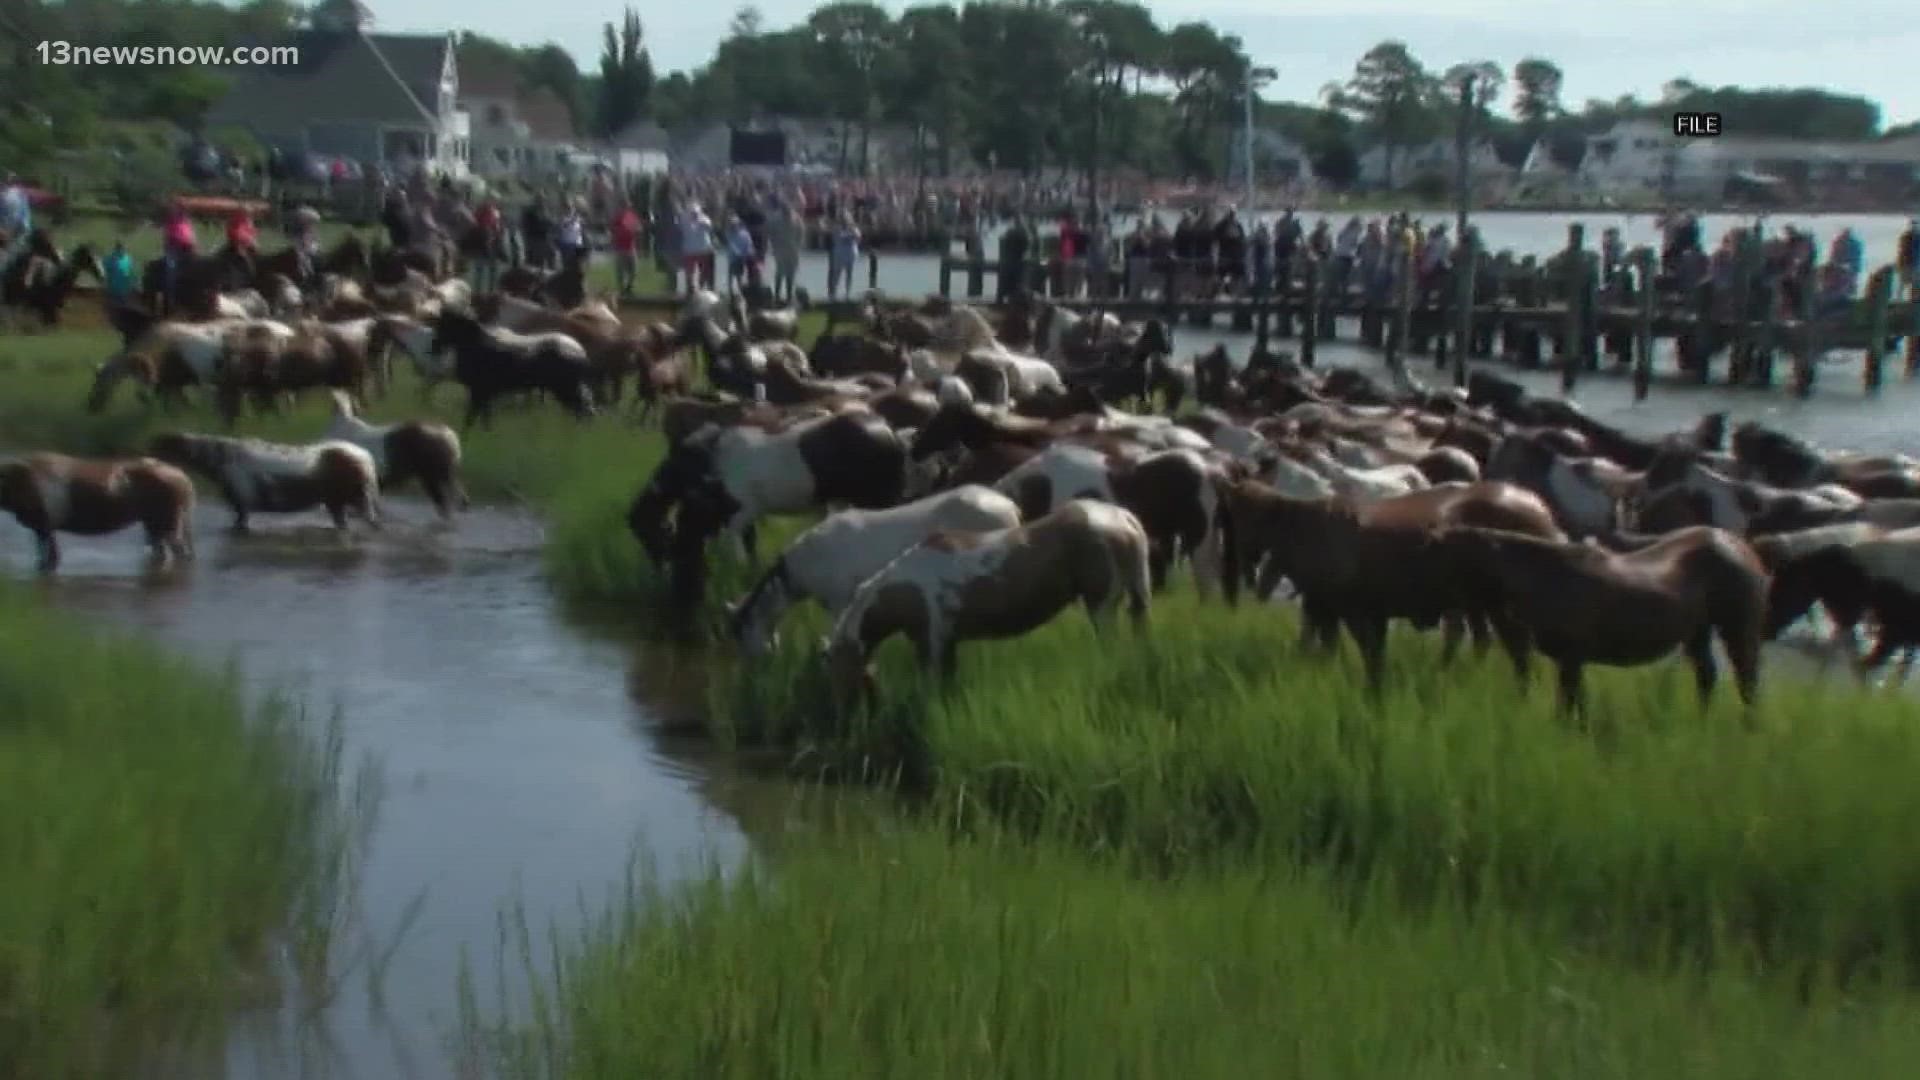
top-left (1453, 71), bottom-right (1475, 238)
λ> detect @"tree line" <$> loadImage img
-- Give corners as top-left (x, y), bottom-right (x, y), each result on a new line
top-left (0, 0), bottom-right (1897, 186)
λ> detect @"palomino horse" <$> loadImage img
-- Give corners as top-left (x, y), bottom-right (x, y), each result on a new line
top-left (321, 391), bottom-right (469, 519)
top-left (0, 452), bottom-right (195, 572)
top-left (726, 485), bottom-right (1024, 657)
top-left (820, 498), bottom-right (1152, 701)
top-left (1434, 525), bottom-right (1767, 713)
top-left (148, 432), bottom-right (381, 534)
top-left (1216, 479), bottom-right (1566, 689)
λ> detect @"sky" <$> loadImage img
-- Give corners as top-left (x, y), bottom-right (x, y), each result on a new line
top-left (360, 0), bottom-right (1920, 128)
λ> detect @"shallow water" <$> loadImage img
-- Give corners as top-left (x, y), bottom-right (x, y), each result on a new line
top-left (4, 501), bottom-right (784, 1080)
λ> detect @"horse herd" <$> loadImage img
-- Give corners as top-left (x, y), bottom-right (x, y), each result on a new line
top-left (9, 264), bottom-right (1920, 714)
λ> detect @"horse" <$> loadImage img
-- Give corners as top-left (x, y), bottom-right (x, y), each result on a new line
top-left (1, 242), bottom-right (101, 328)
top-left (148, 432), bottom-right (381, 534)
top-left (810, 334), bottom-right (908, 381)
top-left (820, 498), bottom-right (1152, 701)
top-left (908, 402), bottom-right (1100, 462)
top-left (1216, 479), bottom-right (1566, 687)
top-left (215, 319), bottom-right (372, 425)
top-left (0, 453), bottom-right (195, 572)
top-left (726, 485), bottom-right (1024, 657)
top-left (1752, 524), bottom-right (1920, 678)
top-left (430, 307), bottom-right (596, 430)
top-left (1730, 420), bottom-right (1920, 494)
top-left (1634, 454), bottom-right (1862, 535)
top-left (366, 314), bottom-right (445, 397)
top-left (952, 345), bottom-right (1067, 406)
top-left (992, 443), bottom-right (1227, 594)
top-left (1435, 525), bottom-right (1767, 712)
top-left (1486, 430), bottom-right (1648, 538)
top-left (86, 318), bottom-right (268, 413)
top-left (1283, 443), bottom-right (1429, 501)
top-left (629, 410), bottom-right (910, 567)
top-left (1414, 446), bottom-right (1481, 485)
top-left (321, 391), bottom-right (469, 519)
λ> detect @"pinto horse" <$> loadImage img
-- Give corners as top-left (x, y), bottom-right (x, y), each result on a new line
top-left (148, 431), bottom-right (381, 534)
top-left (1216, 479), bottom-right (1565, 689)
top-left (628, 409), bottom-right (909, 568)
top-left (821, 498), bottom-right (1152, 701)
top-left (321, 391), bottom-right (469, 519)
top-left (727, 485), bottom-right (1024, 657)
top-left (1, 240), bottom-right (101, 328)
top-left (0, 453), bottom-right (195, 573)
top-left (1434, 525), bottom-right (1768, 712)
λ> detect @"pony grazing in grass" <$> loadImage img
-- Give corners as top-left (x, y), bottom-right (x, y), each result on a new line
top-left (821, 498), bottom-right (1152, 702)
top-left (148, 432), bottom-right (380, 534)
top-left (1435, 525), bottom-right (1767, 713)
top-left (727, 485), bottom-right (1024, 658)
top-left (321, 391), bottom-right (469, 519)
top-left (0, 453), bottom-right (195, 573)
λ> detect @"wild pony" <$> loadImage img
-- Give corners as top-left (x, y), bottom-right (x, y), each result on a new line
top-left (820, 498), bottom-right (1152, 701)
top-left (992, 442), bottom-right (1227, 594)
top-left (1485, 430), bottom-right (1647, 538)
top-left (216, 320), bottom-right (372, 425)
top-left (430, 306), bottom-right (596, 430)
top-left (85, 318), bottom-right (269, 413)
top-left (1435, 525), bottom-right (1768, 712)
top-left (0, 241), bottom-right (101, 328)
top-left (726, 485), bottom-right (1024, 657)
top-left (148, 432), bottom-right (381, 534)
top-left (1752, 524), bottom-right (1920, 680)
top-left (0, 452), bottom-right (194, 572)
top-left (1730, 420), bottom-right (1920, 494)
top-left (322, 391), bottom-right (469, 519)
top-left (627, 410), bottom-right (909, 566)
top-left (1216, 479), bottom-right (1565, 688)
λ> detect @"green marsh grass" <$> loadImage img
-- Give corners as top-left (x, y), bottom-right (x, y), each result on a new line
top-left (0, 584), bottom-right (357, 1077)
top-left (458, 825), bottom-right (1920, 1080)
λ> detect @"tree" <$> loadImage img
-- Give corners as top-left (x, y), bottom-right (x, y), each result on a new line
top-left (807, 2), bottom-right (892, 174)
top-left (1324, 40), bottom-right (1437, 188)
top-left (1061, 1), bottom-right (1161, 210)
top-left (597, 7), bottom-right (655, 138)
top-left (521, 45), bottom-right (587, 132)
top-left (886, 5), bottom-right (973, 178)
top-left (729, 5), bottom-right (764, 39)
top-left (1511, 58), bottom-right (1564, 128)
top-left (1161, 21), bottom-right (1245, 179)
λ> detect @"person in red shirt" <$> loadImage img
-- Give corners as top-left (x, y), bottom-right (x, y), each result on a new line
top-left (226, 205), bottom-right (258, 257)
top-left (610, 199), bottom-right (641, 297)
top-left (469, 196), bottom-right (502, 291)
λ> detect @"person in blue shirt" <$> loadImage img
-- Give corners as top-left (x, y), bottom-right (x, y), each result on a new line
top-left (1, 172), bottom-right (31, 264)
top-left (100, 238), bottom-right (136, 307)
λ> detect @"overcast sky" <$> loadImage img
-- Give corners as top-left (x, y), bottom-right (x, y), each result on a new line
top-left (365, 0), bottom-right (1920, 128)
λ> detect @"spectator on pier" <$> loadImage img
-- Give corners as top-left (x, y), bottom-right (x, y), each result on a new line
top-left (610, 200), bottom-right (640, 298)
top-left (1330, 215), bottom-right (1359, 292)
top-left (998, 216), bottom-right (1030, 302)
top-left (768, 199), bottom-right (801, 304)
top-left (1123, 221), bottom-right (1149, 299)
top-left (1086, 217), bottom-right (1111, 299)
top-left (828, 212), bottom-right (862, 301)
top-left (1146, 217), bottom-right (1172, 299)
top-left (1057, 212), bottom-right (1081, 297)
top-left (1215, 209), bottom-right (1246, 293)
top-left (1830, 228), bottom-right (1862, 275)
top-left (1250, 219), bottom-right (1273, 297)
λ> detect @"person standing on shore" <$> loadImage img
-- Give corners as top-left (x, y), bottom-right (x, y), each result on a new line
top-left (610, 199), bottom-right (640, 298)
top-left (679, 202), bottom-right (715, 294)
top-left (768, 199), bottom-right (801, 304)
top-left (828, 212), bottom-right (862, 300)
top-left (1899, 220), bottom-right (1918, 299)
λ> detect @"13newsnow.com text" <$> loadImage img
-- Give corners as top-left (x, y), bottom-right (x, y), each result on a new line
top-left (34, 41), bottom-right (300, 67)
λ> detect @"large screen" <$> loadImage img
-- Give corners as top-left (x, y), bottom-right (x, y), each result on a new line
top-left (730, 129), bottom-right (787, 167)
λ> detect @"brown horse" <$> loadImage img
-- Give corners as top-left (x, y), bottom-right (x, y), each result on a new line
top-left (1217, 479), bottom-right (1564, 688)
top-left (0, 453), bottom-right (195, 572)
top-left (1435, 525), bottom-right (1767, 712)
top-left (821, 498), bottom-right (1152, 701)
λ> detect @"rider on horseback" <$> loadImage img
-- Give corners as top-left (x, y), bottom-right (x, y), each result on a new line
top-left (160, 200), bottom-right (198, 313)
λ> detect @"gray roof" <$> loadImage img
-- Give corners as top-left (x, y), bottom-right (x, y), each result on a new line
top-left (205, 29), bottom-right (448, 136)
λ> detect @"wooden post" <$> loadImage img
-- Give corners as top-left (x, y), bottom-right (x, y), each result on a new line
top-left (1726, 230), bottom-right (1762, 386)
top-left (1301, 254), bottom-right (1320, 368)
top-left (1317, 252), bottom-right (1337, 342)
top-left (1792, 260), bottom-right (1819, 399)
top-left (938, 258), bottom-right (953, 299)
top-left (1865, 266), bottom-right (1893, 394)
top-left (967, 258), bottom-right (985, 299)
top-left (1632, 247), bottom-right (1657, 401)
top-left (1451, 231), bottom-right (1477, 387)
top-left (868, 250), bottom-right (879, 292)
top-left (1750, 278), bottom-right (1781, 389)
top-left (1906, 283), bottom-right (1920, 376)
top-left (1559, 224), bottom-right (1586, 395)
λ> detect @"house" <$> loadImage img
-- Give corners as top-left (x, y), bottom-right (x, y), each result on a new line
top-left (458, 51), bottom-right (589, 180)
top-left (669, 118), bottom-right (931, 174)
top-left (1357, 138), bottom-right (1509, 190)
top-left (1227, 129), bottom-right (1316, 184)
top-left (204, 0), bottom-right (468, 177)
top-left (1576, 119), bottom-right (1920, 201)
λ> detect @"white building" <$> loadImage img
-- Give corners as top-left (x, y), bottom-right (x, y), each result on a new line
top-left (1358, 138), bottom-right (1510, 189)
top-left (458, 53), bottom-right (586, 181)
top-left (1576, 119), bottom-right (1920, 201)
